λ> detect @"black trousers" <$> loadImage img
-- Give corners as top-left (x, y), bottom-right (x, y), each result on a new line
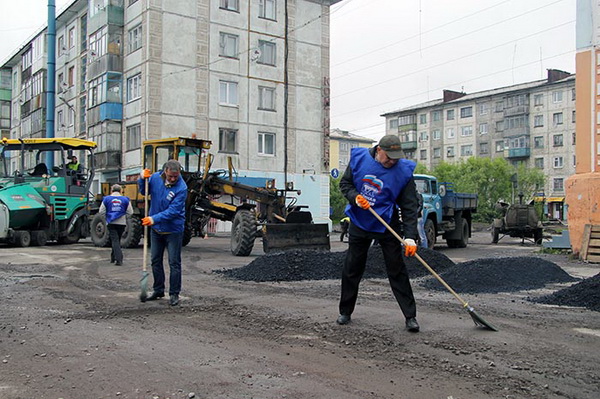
top-left (339, 223), bottom-right (416, 319)
top-left (108, 224), bottom-right (126, 263)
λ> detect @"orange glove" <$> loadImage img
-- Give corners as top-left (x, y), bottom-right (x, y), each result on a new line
top-left (355, 194), bottom-right (370, 209)
top-left (142, 169), bottom-right (152, 179)
top-left (141, 217), bottom-right (154, 226)
top-left (404, 238), bottom-right (417, 257)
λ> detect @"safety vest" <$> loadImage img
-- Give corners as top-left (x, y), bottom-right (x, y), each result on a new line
top-left (103, 195), bottom-right (130, 224)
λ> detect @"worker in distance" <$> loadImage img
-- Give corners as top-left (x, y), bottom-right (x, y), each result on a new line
top-left (336, 134), bottom-right (421, 332)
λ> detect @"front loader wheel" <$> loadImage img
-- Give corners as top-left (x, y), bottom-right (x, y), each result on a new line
top-left (230, 210), bottom-right (256, 256)
top-left (90, 214), bottom-right (110, 247)
top-left (121, 215), bottom-right (143, 248)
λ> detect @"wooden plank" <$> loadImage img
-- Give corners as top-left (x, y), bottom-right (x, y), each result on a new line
top-left (585, 254), bottom-right (600, 263)
top-left (581, 224), bottom-right (592, 260)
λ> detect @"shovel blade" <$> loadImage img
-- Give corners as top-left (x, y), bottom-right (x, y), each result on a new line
top-left (139, 271), bottom-right (149, 302)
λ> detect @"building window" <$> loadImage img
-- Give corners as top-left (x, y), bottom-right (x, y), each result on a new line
top-left (420, 149), bottom-right (427, 160)
top-left (89, 27), bottom-right (107, 58)
top-left (553, 178), bottom-right (564, 191)
top-left (553, 112), bottom-right (563, 125)
top-left (258, 86), bottom-right (275, 110)
top-left (553, 134), bottom-right (563, 147)
top-left (58, 72), bottom-right (65, 88)
top-left (58, 36), bottom-right (65, 56)
top-left (552, 90), bottom-right (563, 103)
top-left (460, 106), bottom-right (473, 118)
top-left (220, 0), bottom-right (239, 11)
top-left (68, 66), bottom-right (75, 87)
top-left (258, 132), bottom-right (275, 156)
top-left (126, 124), bottom-right (141, 150)
top-left (534, 115), bottom-right (543, 127)
top-left (495, 101), bottom-right (504, 112)
top-left (460, 144), bottom-right (473, 156)
top-left (495, 120), bottom-right (504, 132)
top-left (57, 110), bottom-right (64, 129)
top-left (340, 142), bottom-right (349, 151)
top-left (446, 128), bottom-right (455, 139)
top-left (127, 74), bottom-right (142, 102)
top-left (479, 123), bottom-right (488, 135)
top-left (419, 131), bottom-right (428, 142)
top-left (480, 142), bottom-right (489, 154)
top-left (571, 88), bottom-right (576, 101)
top-left (534, 136), bottom-right (544, 148)
top-left (419, 114), bottom-right (427, 124)
top-left (446, 146), bottom-right (455, 157)
top-left (258, 40), bottom-right (276, 66)
top-left (219, 80), bottom-right (238, 106)
top-left (534, 94), bottom-right (543, 106)
top-left (572, 110), bottom-right (576, 123)
top-left (446, 109), bottom-right (455, 120)
top-left (460, 126), bottom-right (473, 137)
top-left (128, 24), bottom-right (142, 53)
top-left (505, 115), bottom-right (527, 130)
top-left (259, 0), bottom-right (277, 20)
top-left (534, 157), bottom-right (544, 169)
top-left (553, 156), bottom-right (564, 168)
top-left (432, 129), bottom-right (441, 140)
top-left (398, 115), bottom-right (416, 125)
top-left (219, 128), bottom-right (237, 153)
top-left (431, 110), bottom-right (441, 122)
top-left (572, 132), bottom-right (576, 145)
top-left (495, 140), bottom-right (504, 152)
top-left (219, 32), bottom-right (239, 58)
top-left (479, 103), bottom-right (488, 115)
top-left (68, 27), bottom-right (75, 49)
top-left (433, 148), bottom-right (441, 158)
top-left (389, 119), bottom-right (398, 129)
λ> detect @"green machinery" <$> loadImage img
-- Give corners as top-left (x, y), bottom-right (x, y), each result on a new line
top-left (0, 137), bottom-right (96, 247)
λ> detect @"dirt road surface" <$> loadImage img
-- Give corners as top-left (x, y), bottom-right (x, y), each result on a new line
top-left (1, 229), bottom-right (599, 399)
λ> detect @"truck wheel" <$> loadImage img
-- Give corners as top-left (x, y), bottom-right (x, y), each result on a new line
top-left (231, 209), bottom-right (256, 256)
top-left (58, 219), bottom-right (81, 245)
top-left (182, 222), bottom-right (193, 247)
top-left (90, 214), bottom-right (110, 247)
top-left (424, 219), bottom-right (436, 249)
top-left (12, 231), bottom-right (31, 247)
top-left (121, 216), bottom-right (143, 248)
top-left (30, 230), bottom-right (48, 246)
top-left (534, 228), bottom-right (544, 245)
top-left (456, 219), bottom-right (469, 248)
top-left (492, 226), bottom-right (500, 244)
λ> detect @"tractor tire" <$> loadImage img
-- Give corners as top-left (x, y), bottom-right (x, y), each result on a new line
top-left (121, 216), bottom-right (143, 248)
top-left (30, 230), bottom-right (48, 246)
top-left (424, 219), bottom-right (436, 249)
top-left (90, 214), bottom-right (110, 247)
top-left (58, 219), bottom-right (81, 245)
top-left (230, 209), bottom-right (256, 256)
top-left (182, 222), bottom-right (193, 247)
top-left (491, 226), bottom-right (500, 244)
top-left (12, 231), bottom-right (31, 247)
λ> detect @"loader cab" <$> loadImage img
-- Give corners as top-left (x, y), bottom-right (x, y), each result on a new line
top-left (142, 137), bottom-right (212, 173)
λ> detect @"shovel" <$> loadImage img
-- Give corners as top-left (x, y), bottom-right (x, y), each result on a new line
top-left (367, 206), bottom-right (498, 331)
top-left (139, 176), bottom-right (150, 302)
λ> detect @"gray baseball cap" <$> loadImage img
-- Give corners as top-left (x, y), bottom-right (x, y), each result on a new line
top-left (378, 135), bottom-right (404, 159)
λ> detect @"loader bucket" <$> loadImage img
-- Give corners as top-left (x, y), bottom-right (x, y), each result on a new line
top-left (262, 223), bottom-right (330, 253)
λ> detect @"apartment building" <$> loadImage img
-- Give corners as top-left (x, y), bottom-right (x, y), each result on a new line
top-left (382, 69), bottom-right (575, 220)
top-left (0, 0), bottom-right (341, 225)
top-left (329, 128), bottom-right (374, 176)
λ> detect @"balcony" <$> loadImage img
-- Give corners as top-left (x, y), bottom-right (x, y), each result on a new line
top-left (88, 54), bottom-right (123, 80)
top-left (401, 141), bottom-right (418, 151)
top-left (94, 150), bottom-right (121, 170)
top-left (89, 2), bottom-right (124, 33)
top-left (504, 105), bottom-right (529, 117)
top-left (506, 147), bottom-right (530, 159)
top-left (398, 123), bottom-right (417, 132)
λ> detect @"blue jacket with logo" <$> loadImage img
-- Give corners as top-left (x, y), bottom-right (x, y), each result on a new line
top-left (137, 172), bottom-right (187, 233)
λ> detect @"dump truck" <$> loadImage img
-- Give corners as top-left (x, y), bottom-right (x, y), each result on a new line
top-left (491, 195), bottom-right (544, 244)
top-left (414, 174), bottom-right (478, 249)
top-left (0, 137), bottom-right (96, 246)
top-left (90, 137), bottom-right (330, 255)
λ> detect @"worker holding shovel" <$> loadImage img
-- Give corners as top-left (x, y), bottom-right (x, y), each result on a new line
top-left (336, 135), bottom-right (421, 332)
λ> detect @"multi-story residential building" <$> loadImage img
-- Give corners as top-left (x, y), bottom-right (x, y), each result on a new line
top-left (382, 69), bottom-right (575, 221)
top-left (329, 128), bottom-right (374, 175)
top-left (0, 0), bottom-right (341, 225)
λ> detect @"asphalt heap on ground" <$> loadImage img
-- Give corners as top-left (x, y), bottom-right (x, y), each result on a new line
top-left (531, 272), bottom-right (600, 312)
top-left (217, 249), bottom-right (599, 312)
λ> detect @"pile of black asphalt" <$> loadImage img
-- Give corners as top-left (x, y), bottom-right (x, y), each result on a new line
top-left (216, 246), bottom-right (455, 282)
top-left (530, 273), bottom-right (600, 312)
top-left (420, 256), bottom-right (579, 294)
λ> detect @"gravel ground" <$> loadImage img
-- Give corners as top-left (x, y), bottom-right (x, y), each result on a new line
top-left (531, 273), bottom-right (600, 312)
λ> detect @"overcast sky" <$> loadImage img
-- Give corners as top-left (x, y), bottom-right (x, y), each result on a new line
top-left (1, 0), bottom-right (577, 143)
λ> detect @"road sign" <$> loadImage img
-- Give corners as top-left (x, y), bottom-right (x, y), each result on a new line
top-left (331, 168), bottom-right (339, 178)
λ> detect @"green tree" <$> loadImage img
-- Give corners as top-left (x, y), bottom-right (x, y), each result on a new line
top-left (329, 176), bottom-right (347, 222)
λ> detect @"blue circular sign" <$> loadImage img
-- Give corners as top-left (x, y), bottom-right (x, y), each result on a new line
top-left (331, 168), bottom-right (340, 178)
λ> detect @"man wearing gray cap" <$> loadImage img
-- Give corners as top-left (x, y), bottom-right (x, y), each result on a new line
top-left (336, 134), bottom-right (421, 332)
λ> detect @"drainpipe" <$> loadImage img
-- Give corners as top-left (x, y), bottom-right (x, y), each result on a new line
top-left (283, 0), bottom-right (289, 189)
top-left (46, 0), bottom-right (56, 168)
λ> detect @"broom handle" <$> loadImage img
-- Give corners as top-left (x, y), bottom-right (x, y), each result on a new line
top-left (367, 206), bottom-right (469, 308)
top-left (142, 176), bottom-right (149, 273)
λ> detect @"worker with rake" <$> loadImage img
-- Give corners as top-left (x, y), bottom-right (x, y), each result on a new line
top-left (336, 134), bottom-right (421, 332)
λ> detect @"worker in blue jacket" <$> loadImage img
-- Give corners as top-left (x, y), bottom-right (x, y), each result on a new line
top-left (138, 159), bottom-right (187, 306)
top-left (99, 184), bottom-right (133, 266)
top-left (336, 134), bottom-right (421, 332)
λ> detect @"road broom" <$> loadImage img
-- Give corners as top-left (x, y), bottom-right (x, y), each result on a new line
top-left (368, 206), bottom-right (498, 331)
top-left (139, 176), bottom-right (150, 302)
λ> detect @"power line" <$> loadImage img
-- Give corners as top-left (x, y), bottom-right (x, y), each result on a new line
top-left (333, 0), bottom-right (567, 80)
top-left (332, 20), bottom-right (574, 99)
